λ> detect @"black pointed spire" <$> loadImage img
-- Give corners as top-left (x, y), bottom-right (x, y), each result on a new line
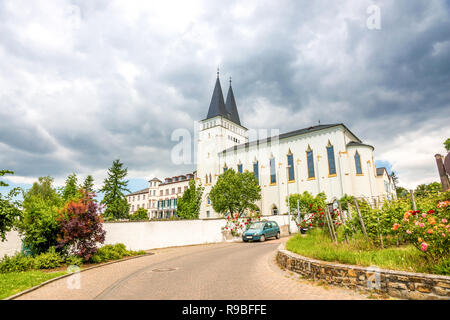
top-left (206, 73), bottom-right (228, 120)
top-left (225, 78), bottom-right (241, 126)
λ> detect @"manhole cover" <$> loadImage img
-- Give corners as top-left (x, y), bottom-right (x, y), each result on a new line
top-left (152, 267), bottom-right (176, 272)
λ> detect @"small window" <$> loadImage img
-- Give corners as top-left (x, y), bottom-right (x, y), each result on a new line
top-left (327, 143), bottom-right (336, 175)
top-left (287, 152), bottom-right (294, 181)
top-left (253, 161), bottom-right (259, 184)
top-left (237, 164), bottom-right (243, 173)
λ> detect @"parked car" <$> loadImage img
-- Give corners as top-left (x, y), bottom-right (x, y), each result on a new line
top-left (242, 221), bottom-right (280, 242)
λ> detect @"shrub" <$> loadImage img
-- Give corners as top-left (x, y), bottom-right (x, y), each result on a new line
top-left (129, 208), bottom-right (149, 221)
top-left (0, 253), bottom-right (36, 273)
top-left (65, 255), bottom-right (83, 267)
top-left (33, 247), bottom-right (63, 269)
top-left (88, 243), bottom-right (144, 263)
top-left (57, 191), bottom-right (106, 261)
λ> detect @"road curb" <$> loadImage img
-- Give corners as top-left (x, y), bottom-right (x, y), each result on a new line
top-left (4, 252), bottom-right (154, 300)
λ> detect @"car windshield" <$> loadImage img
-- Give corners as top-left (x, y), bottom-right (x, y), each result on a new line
top-left (248, 222), bottom-right (266, 229)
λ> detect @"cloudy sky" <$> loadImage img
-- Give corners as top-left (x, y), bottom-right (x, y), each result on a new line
top-left (0, 0), bottom-right (449, 194)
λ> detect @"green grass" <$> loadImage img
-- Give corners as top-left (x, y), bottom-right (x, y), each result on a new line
top-left (286, 229), bottom-right (438, 274)
top-left (0, 270), bottom-right (66, 300)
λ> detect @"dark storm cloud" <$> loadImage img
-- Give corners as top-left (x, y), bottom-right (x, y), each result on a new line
top-left (0, 0), bottom-right (448, 188)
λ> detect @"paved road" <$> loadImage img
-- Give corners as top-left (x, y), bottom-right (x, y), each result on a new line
top-left (16, 238), bottom-right (370, 300)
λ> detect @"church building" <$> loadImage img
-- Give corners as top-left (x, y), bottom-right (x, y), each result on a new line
top-left (127, 71), bottom-right (396, 219)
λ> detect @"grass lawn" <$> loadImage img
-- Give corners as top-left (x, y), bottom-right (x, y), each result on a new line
top-left (0, 270), bottom-right (66, 300)
top-left (286, 228), bottom-right (441, 275)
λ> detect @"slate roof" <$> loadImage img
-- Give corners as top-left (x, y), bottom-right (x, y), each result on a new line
top-left (206, 76), bottom-right (228, 120)
top-left (220, 123), bottom-right (361, 154)
top-left (346, 141), bottom-right (374, 149)
top-left (376, 167), bottom-right (387, 176)
top-left (225, 83), bottom-right (241, 125)
top-left (126, 188), bottom-right (149, 197)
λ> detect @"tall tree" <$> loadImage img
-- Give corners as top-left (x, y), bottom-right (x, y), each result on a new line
top-left (414, 182), bottom-right (442, 198)
top-left (82, 175), bottom-right (95, 193)
top-left (176, 179), bottom-right (204, 219)
top-left (100, 159), bottom-right (130, 220)
top-left (209, 169), bottom-right (261, 217)
top-left (390, 171), bottom-right (399, 190)
top-left (62, 173), bottom-right (79, 202)
top-left (0, 170), bottom-right (22, 241)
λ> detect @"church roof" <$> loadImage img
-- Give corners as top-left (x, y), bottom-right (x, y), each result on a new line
top-left (376, 167), bottom-right (387, 176)
top-left (346, 141), bottom-right (374, 150)
top-left (225, 83), bottom-right (241, 125)
top-left (206, 76), bottom-right (228, 121)
top-left (148, 177), bottom-right (162, 182)
top-left (220, 123), bottom-right (362, 154)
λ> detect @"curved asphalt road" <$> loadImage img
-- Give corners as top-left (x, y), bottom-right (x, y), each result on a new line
top-left (15, 238), bottom-right (369, 300)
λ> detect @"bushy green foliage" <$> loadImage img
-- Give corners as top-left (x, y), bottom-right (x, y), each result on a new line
top-left (414, 182), bottom-right (442, 198)
top-left (444, 138), bottom-right (450, 152)
top-left (209, 169), bottom-right (261, 217)
top-left (287, 191), bottom-right (327, 216)
top-left (61, 173), bottom-right (79, 202)
top-left (0, 253), bottom-right (36, 273)
top-left (0, 170), bottom-right (22, 241)
top-left (65, 255), bottom-right (83, 267)
top-left (88, 243), bottom-right (144, 264)
top-left (33, 247), bottom-right (63, 269)
top-left (177, 179), bottom-right (204, 219)
top-left (17, 177), bottom-right (63, 255)
top-left (129, 208), bottom-right (149, 221)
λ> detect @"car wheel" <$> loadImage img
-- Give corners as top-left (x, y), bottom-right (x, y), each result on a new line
top-left (276, 232), bottom-right (280, 239)
top-left (260, 234), bottom-right (265, 242)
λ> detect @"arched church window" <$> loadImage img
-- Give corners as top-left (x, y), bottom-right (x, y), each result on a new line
top-left (355, 151), bottom-right (363, 175)
top-left (287, 150), bottom-right (295, 181)
top-left (253, 160), bottom-right (259, 184)
top-left (270, 157), bottom-right (276, 185)
top-left (327, 141), bottom-right (337, 176)
top-left (237, 163), bottom-right (243, 173)
top-left (306, 145), bottom-right (315, 179)
top-left (209, 174), bottom-right (212, 184)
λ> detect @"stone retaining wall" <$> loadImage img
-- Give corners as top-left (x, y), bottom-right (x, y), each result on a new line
top-left (277, 246), bottom-right (450, 300)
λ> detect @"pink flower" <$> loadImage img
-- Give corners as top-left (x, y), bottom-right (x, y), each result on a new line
top-left (420, 242), bottom-right (428, 252)
top-left (442, 219), bottom-right (448, 224)
top-left (406, 230), bottom-right (412, 234)
top-left (427, 229), bottom-right (433, 234)
top-left (419, 223), bottom-right (425, 228)
top-left (422, 213), bottom-right (427, 218)
top-left (414, 221), bottom-right (419, 226)
top-left (442, 233), bottom-right (446, 238)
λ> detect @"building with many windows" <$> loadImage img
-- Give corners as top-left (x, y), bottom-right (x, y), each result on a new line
top-left (127, 173), bottom-right (194, 219)
top-left (127, 71), bottom-right (396, 219)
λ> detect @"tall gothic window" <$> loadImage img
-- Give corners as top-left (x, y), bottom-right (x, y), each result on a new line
top-left (237, 163), bottom-right (243, 173)
top-left (209, 174), bottom-right (212, 184)
top-left (287, 151), bottom-right (295, 181)
top-left (270, 157), bottom-right (276, 184)
top-left (355, 151), bottom-right (363, 175)
top-left (306, 146), bottom-right (315, 179)
top-left (327, 142), bottom-right (336, 175)
top-left (253, 161), bottom-right (259, 184)
top-left (223, 164), bottom-right (228, 172)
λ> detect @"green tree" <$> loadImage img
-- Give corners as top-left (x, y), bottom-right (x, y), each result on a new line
top-left (287, 191), bottom-right (327, 217)
top-left (209, 169), bottom-right (261, 217)
top-left (18, 177), bottom-right (63, 254)
top-left (414, 182), bottom-right (442, 198)
top-left (61, 173), bottom-right (79, 202)
top-left (391, 171), bottom-right (399, 190)
top-left (177, 179), bottom-right (204, 219)
top-left (0, 170), bottom-right (22, 241)
top-left (444, 138), bottom-right (450, 152)
top-left (129, 207), bottom-right (149, 221)
top-left (396, 186), bottom-right (409, 198)
top-left (100, 159), bottom-right (130, 220)
top-left (82, 175), bottom-right (95, 193)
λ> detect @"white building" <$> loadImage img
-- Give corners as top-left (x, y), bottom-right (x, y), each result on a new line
top-left (196, 73), bottom-right (396, 219)
top-left (127, 72), bottom-right (396, 219)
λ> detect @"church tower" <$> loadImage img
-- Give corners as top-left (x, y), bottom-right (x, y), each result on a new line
top-left (197, 71), bottom-right (248, 218)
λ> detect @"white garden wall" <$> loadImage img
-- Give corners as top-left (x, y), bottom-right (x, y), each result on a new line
top-left (0, 215), bottom-right (298, 255)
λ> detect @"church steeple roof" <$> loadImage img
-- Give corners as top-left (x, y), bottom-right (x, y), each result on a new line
top-left (225, 78), bottom-right (241, 126)
top-left (206, 71), bottom-right (228, 120)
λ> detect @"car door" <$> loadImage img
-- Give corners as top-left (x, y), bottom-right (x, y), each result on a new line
top-left (263, 223), bottom-right (270, 237)
top-left (267, 222), bottom-right (275, 237)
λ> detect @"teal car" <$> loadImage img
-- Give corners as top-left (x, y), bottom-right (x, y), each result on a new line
top-left (242, 221), bottom-right (280, 242)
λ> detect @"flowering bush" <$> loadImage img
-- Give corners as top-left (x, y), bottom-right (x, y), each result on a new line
top-left (222, 212), bottom-right (261, 237)
top-left (396, 200), bottom-right (449, 262)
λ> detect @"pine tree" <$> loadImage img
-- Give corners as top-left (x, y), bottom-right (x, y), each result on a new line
top-left (82, 175), bottom-right (95, 193)
top-left (100, 159), bottom-right (130, 220)
top-left (62, 173), bottom-right (78, 202)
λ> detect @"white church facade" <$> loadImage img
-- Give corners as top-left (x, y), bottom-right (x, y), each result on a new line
top-left (127, 72), bottom-right (396, 219)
